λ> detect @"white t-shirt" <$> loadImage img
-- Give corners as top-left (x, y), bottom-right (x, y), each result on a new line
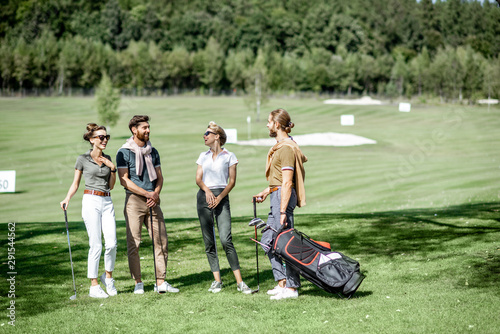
top-left (196, 148), bottom-right (238, 189)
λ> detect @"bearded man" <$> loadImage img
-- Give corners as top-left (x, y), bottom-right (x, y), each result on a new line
top-left (253, 108), bottom-right (307, 300)
top-left (117, 115), bottom-right (179, 294)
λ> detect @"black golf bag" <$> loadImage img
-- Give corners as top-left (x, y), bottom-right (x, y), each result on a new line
top-left (272, 228), bottom-right (365, 298)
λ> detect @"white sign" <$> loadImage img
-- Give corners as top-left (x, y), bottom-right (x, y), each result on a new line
top-left (225, 128), bottom-right (238, 144)
top-left (0, 170), bottom-right (16, 193)
top-left (478, 99), bottom-right (499, 105)
top-left (399, 102), bottom-right (411, 112)
top-left (340, 115), bottom-right (355, 126)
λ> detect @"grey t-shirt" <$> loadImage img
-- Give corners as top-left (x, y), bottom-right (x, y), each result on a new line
top-left (75, 150), bottom-right (112, 192)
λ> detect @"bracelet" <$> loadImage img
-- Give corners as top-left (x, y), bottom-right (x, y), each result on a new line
top-left (111, 169), bottom-right (117, 173)
top-left (280, 211), bottom-right (286, 215)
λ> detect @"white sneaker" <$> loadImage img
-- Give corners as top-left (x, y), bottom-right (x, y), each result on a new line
top-left (270, 288), bottom-right (298, 300)
top-left (100, 273), bottom-right (117, 296)
top-left (154, 281), bottom-right (179, 293)
top-left (208, 280), bottom-right (223, 293)
top-left (134, 282), bottom-right (144, 295)
top-left (267, 284), bottom-right (285, 296)
top-left (89, 285), bottom-right (109, 299)
top-left (237, 281), bottom-right (252, 294)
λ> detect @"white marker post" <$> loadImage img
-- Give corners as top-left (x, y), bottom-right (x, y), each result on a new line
top-left (225, 129), bottom-right (238, 144)
top-left (247, 116), bottom-right (251, 139)
top-left (341, 115), bottom-right (355, 126)
top-left (399, 103), bottom-right (411, 112)
top-left (0, 170), bottom-right (16, 193)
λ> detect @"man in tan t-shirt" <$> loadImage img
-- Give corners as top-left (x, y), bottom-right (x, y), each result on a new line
top-left (267, 145), bottom-right (296, 189)
top-left (253, 108), bottom-right (307, 300)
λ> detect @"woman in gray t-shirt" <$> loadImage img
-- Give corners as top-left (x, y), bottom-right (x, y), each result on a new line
top-left (60, 123), bottom-right (118, 299)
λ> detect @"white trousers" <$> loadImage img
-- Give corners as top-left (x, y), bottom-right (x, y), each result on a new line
top-left (82, 194), bottom-right (117, 279)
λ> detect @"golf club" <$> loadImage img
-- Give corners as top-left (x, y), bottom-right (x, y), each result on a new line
top-left (256, 221), bottom-right (267, 229)
top-left (250, 197), bottom-right (260, 294)
top-left (250, 238), bottom-right (271, 252)
top-left (63, 204), bottom-right (77, 300)
top-left (261, 225), bottom-right (278, 234)
top-left (248, 217), bottom-right (265, 227)
top-left (149, 207), bottom-right (162, 294)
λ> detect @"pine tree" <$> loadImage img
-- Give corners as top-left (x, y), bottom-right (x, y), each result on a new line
top-left (96, 72), bottom-right (120, 131)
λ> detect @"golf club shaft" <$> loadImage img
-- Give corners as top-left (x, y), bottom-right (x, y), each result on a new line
top-left (253, 198), bottom-right (259, 288)
top-left (261, 225), bottom-right (278, 233)
top-left (149, 207), bottom-right (158, 284)
top-left (250, 237), bottom-right (270, 251)
top-left (63, 205), bottom-right (77, 296)
top-left (255, 226), bottom-right (259, 286)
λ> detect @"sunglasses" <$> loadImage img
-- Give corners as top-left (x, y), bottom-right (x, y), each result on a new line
top-left (204, 131), bottom-right (216, 136)
top-left (93, 135), bottom-right (110, 141)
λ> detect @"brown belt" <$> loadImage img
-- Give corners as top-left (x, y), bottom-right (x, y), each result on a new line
top-left (269, 186), bottom-right (281, 194)
top-left (84, 189), bottom-right (111, 197)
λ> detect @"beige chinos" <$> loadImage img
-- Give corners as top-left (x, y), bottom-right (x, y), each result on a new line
top-left (124, 193), bottom-right (168, 280)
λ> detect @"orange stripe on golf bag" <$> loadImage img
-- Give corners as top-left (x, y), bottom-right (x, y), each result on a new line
top-left (284, 236), bottom-right (320, 266)
top-left (311, 240), bottom-right (331, 250)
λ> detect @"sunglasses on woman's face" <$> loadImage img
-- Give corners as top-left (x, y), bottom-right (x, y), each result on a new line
top-left (93, 135), bottom-right (110, 141)
top-left (204, 131), bottom-right (216, 136)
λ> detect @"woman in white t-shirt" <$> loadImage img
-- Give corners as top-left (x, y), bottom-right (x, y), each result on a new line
top-left (196, 121), bottom-right (251, 294)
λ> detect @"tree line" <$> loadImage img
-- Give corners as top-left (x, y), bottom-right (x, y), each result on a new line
top-left (1, 0), bottom-right (499, 101)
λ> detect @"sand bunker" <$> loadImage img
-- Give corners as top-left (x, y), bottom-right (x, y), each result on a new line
top-left (235, 132), bottom-right (376, 147)
top-left (323, 96), bottom-right (382, 105)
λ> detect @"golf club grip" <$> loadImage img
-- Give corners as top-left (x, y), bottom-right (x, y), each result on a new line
top-left (253, 197), bottom-right (256, 218)
top-left (63, 205), bottom-right (69, 230)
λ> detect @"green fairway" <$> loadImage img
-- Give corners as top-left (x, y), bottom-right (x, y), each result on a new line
top-left (1, 97), bottom-right (499, 222)
top-left (0, 97), bottom-right (499, 333)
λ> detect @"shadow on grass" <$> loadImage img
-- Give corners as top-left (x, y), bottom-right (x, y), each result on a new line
top-left (0, 190), bottom-right (28, 194)
top-left (1, 201), bottom-right (498, 317)
top-left (299, 286), bottom-right (373, 299)
top-left (463, 252), bottom-right (500, 291)
top-left (0, 222), bottom-right (90, 317)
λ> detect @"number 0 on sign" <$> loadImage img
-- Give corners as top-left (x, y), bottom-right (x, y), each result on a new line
top-left (0, 171), bottom-right (16, 193)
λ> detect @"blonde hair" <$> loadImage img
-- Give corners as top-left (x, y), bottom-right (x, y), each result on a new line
top-left (208, 121), bottom-right (227, 146)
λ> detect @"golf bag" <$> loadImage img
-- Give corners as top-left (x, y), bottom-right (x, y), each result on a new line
top-left (273, 228), bottom-right (365, 298)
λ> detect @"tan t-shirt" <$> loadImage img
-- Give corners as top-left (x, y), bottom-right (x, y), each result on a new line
top-left (268, 145), bottom-right (295, 187)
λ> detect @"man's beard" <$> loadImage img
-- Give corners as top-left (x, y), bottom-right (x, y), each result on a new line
top-left (269, 129), bottom-right (277, 138)
top-left (137, 131), bottom-right (149, 142)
